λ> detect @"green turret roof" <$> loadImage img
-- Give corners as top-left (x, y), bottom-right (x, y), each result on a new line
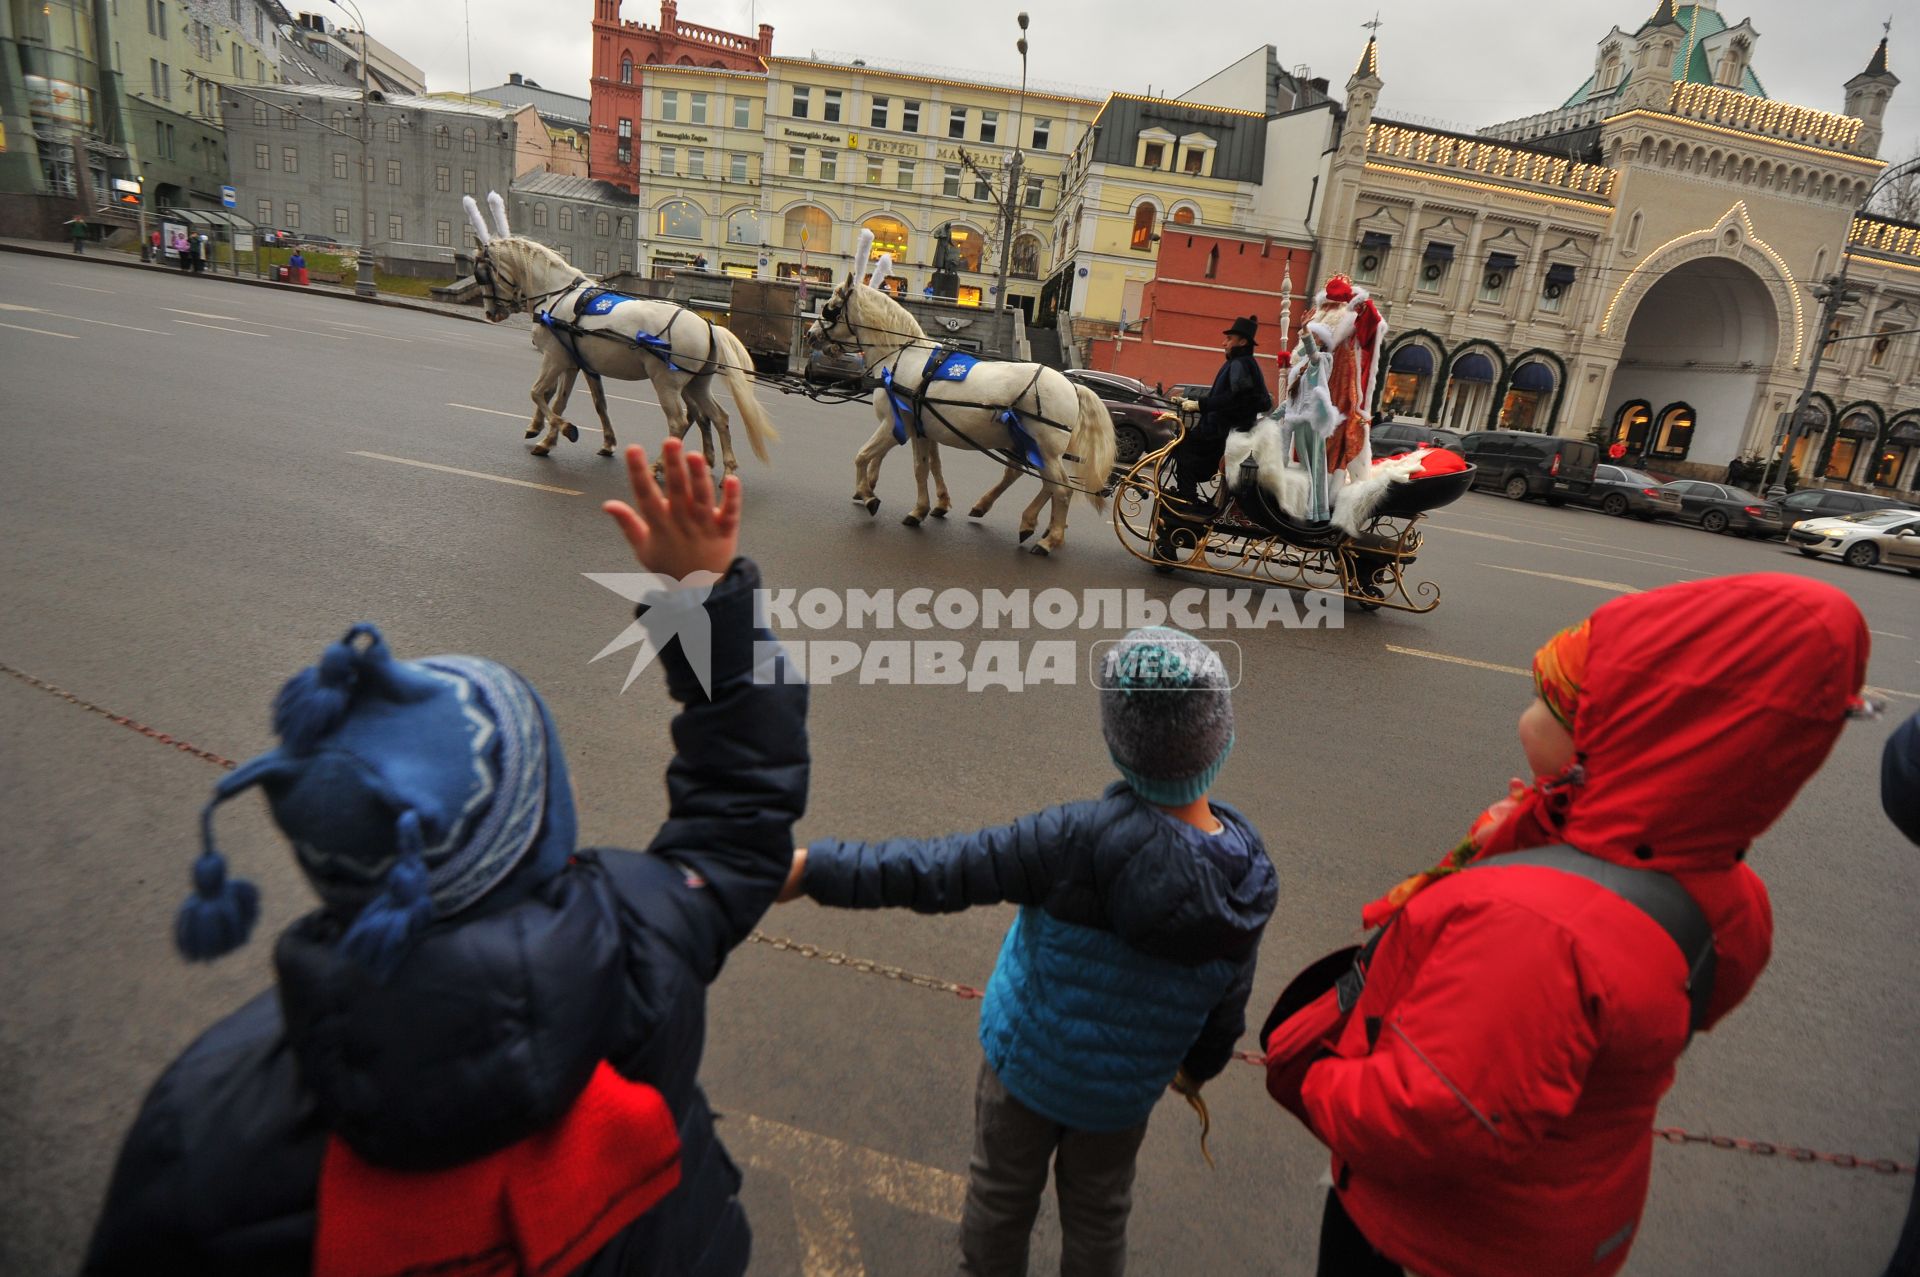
top-left (1562, 5), bottom-right (1767, 108)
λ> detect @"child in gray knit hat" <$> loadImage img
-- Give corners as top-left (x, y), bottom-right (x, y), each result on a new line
top-left (781, 626), bottom-right (1276, 1277)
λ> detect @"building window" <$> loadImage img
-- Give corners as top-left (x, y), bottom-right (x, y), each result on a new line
top-left (257, 197), bottom-right (272, 222)
top-left (783, 203), bottom-right (830, 250)
top-left (819, 150), bottom-right (837, 181)
top-left (232, 41), bottom-right (243, 77)
top-left (329, 152), bottom-right (346, 179)
top-left (1011, 234), bottom-right (1040, 278)
top-left (386, 158), bottom-right (400, 184)
top-left (434, 125), bottom-right (449, 150)
top-left (864, 214), bottom-right (910, 262)
top-left (790, 86), bottom-right (809, 118)
top-left (949, 106), bottom-right (967, 139)
top-left (732, 96), bottom-right (751, 128)
top-left (1611, 400), bottom-right (1653, 453)
top-left (282, 147), bottom-right (298, 173)
top-left (689, 149), bottom-right (705, 178)
top-left (1653, 403), bottom-right (1696, 461)
top-left (866, 156), bottom-right (884, 185)
top-left (281, 107), bottom-right (296, 130)
top-left (462, 127), bottom-right (476, 152)
top-left (1353, 233), bottom-right (1388, 284)
top-left (436, 219), bottom-right (452, 246)
top-left (871, 96), bottom-right (889, 129)
top-left (618, 215), bottom-right (632, 237)
top-left (388, 214), bottom-right (403, 242)
top-left (1023, 176), bottom-right (1043, 208)
top-left (1204, 245), bottom-right (1219, 279)
top-left (902, 100), bottom-right (920, 132)
top-left (729, 152), bottom-right (748, 182)
top-left (1499, 361), bottom-right (1557, 431)
top-left (1130, 202), bottom-right (1156, 251)
top-left (532, 202), bottom-right (548, 227)
top-left (728, 208), bottom-right (764, 245)
top-left (618, 117), bottom-right (632, 140)
top-left (254, 142), bottom-right (270, 169)
top-left (1181, 147), bottom-right (1204, 175)
top-left (619, 254), bottom-right (632, 272)
top-left (690, 92), bottom-right (709, 125)
top-left (946, 225), bottom-right (983, 271)
top-left (385, 118), bottom-right (400, 143)
top-left (434, 163), bottom-right (450, 191)
top-left (788, 145), bottom-right (805, 177)
top-left (1381, 343), bottom-right (1436, 417)
top-left (596, 210), bottom-right (610, 236)
top-left (1418, 245), bottom-right (1452, 293)
top-left (160, 62), bottom-right (172, 100)
top-left (1141, 141), bottom-right (1165, 168)
top-left (657, 146), bottom-right (675, 176)
top-left (1479, 254), bottom-right (1515, 304)
top-left (620, 55), bottom-right (633, 84)
top-left (657, 199), bottom-right (702, 239)
top-left (559, 204), bottom-right (573, 230)
top-left (660, 89), bottom-right (679, 121)
top-left (594, 249), bottom-right (609, 274)
top-left (974, 173), bottom-right (992, 202)
top-left (285, 201), bottom-right (301, 228)
top-left (462, 169), bottom-right (476, 194)
top-left (334, 207), bottom-right (349, 233)
top-left (980, 110), bottom-right (998, 144)
top-left (823, 89), bottom-right (842, 123)
top-left (943, 165), bottom-right (962, 197)
top-left (1031, 118), bottom-right (1051, 150)
top-left (252, 100), bottom-right (268, 126)
top-left (1541, 264), bottom-right (1576, 314)
top-left (1869, 323), bottom-right (1898, 369)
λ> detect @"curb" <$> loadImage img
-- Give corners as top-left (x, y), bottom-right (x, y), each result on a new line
top-left (0, 240), bottom-right (485, 324)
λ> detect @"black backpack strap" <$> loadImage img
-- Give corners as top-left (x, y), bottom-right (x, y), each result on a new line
top-left (1479, 846), bottom-right (1716, 1038)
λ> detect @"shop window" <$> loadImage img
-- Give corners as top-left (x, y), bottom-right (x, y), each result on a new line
top-left (1651, 403), bottom-right (1695, 460)
top-left (1499, 361), bottom-right (1555, 431)
top-left (957, 284), bottom-right (983, 307)
top-left (727, 208), bottom-right (764, 245)
top-left (1011, 234), bottom-right (1041, 278)
top-left (1825, 436), bottom-right (1861, 480)
top-left (783, 204), bottom-right (830, 250)
top-left (1611, 400), bottom-right (1652, 452)
top-left (657, 199), bottom-right (702, 239)
top-left (1442, 351), bottom-right (1497, 430)
top-left (1868, 443), bottom-right (1908, 487)
top-left (947, 225), bottom-right (983, 271)
top-left (1130, 203), bottom-right (1156, 251)
top-left (863, 214), bottom-right (910, 262)
top-left (1382, 343), bottom-right (1435, 417)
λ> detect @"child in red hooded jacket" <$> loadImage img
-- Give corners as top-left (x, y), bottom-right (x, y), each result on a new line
top-left (1266, 573), bottom-right (1875, 1277)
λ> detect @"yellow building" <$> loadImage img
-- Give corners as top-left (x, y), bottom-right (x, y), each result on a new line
top-left (632, 62), bottom-right (769, 274)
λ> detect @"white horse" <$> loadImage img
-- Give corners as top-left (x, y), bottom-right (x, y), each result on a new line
top-left (464, 194), bottom-right (775, 467)
top-left (808, 264), bottom-right (1115, 555)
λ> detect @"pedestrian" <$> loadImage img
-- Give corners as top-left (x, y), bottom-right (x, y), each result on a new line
top-left (1171, 316), bottom-right (1271, 510)
top-left (1880, 710), bottom-right (1920, 1277)
top-left (194, 232), bottom-right (210, 274)
top-left (147, 229), bottom-right (160, 263)
top-left (174, 230), bottom-right (191, 273)
top-left (1264, 573), bottom-right (1874, 1277)
top-left (780, 627), bottom-right (1277, 1277)
top-left (84, 438), bottom-right (810, 1277)
top-left (68, 215), bottom-right (87, 254)
top-left (289, 247), bottom-right (307, 285)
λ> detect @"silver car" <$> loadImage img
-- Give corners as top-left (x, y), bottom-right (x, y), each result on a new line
top-left (1787, 508), bottom-right (1920, 574)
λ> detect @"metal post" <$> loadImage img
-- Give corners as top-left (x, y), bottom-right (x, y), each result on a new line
top-left (993, 13), bottom-right (1030, 317)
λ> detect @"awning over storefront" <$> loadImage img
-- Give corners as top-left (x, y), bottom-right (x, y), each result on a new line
top-left (1450, 352), bottom-right (1495, 382)
top-left (1836, 413), bottom-right (1877, 438)
top-left (1888, 420), bottom-right (1920, 444)
top-left (1509, 361), bottom-right (1555, 392)
top-left (1389, 344), bottom-right (1434, 376)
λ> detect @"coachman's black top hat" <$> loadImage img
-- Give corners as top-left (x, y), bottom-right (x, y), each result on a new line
top-left (1224, 315), bottom-right (1259, 343)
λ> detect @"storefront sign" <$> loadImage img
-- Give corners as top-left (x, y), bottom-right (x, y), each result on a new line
top-left (936, 145), bottom-right (999, 166)
top-left (781, 126), bottom-right (844, 145)
top-left (656, 129), bottom-right (710, 143)
top-left (25, 74), bottom-right (93, 128)
top-left (864, 137), bottom-right (919, 157)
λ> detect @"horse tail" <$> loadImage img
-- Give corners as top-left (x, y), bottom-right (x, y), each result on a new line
top-left (1069, 384), bottom-right (1117, 512)
top-left (712, 325), bottom-right (778, 464)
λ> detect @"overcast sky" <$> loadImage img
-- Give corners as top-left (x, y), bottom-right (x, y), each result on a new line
top-left (361, 0), bottom-right (1918, 162)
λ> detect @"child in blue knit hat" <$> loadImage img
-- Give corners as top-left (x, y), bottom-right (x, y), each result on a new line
top-left (86, 439), bottom-right (809, 1277)
top-left (779, 627), bottom-right (1277, 1277)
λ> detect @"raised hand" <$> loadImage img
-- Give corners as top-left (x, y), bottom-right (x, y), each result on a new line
top-left (602, 438), bottom-right (742, 582)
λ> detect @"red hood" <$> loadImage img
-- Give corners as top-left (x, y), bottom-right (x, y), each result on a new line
top-left (1562, 573), bottom-right (1869, 873)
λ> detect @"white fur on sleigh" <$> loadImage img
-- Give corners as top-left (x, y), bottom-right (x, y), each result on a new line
top-left (1223, 420), bottom-right (1431, 536)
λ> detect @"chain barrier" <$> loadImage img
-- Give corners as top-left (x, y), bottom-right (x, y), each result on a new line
top-left (8, 662), bottom-right (1911, 1178)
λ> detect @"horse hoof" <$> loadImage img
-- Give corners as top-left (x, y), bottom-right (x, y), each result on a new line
top-left (1017, 529), bottom-right (1034, 543)
top-left (1029, 544), bottom-right (1051, 557)
top-left (902, 514), bottom-right (921, 528)
top-left (562, 423), bottom-right (579, 443)
top-left (523, 426), bottom-right (539, 440)
top-left (865, 498), bottom-right (881, 516)
top-left (968, 506), bottom-right (988, 519)
top-left (931, 507), bottom-right (949, 519)
top-left (598, 447), bottom-right (616, 458)
top-left (530, 446), bottom-right (551, 458)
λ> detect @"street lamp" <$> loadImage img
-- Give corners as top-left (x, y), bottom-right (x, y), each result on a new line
top-left (992, 11), bottom-right (1030, 317)
top-left (1770, 153), bottom-right (1920, 491)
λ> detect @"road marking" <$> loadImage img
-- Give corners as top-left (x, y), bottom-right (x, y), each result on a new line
top-left (1428, 523), bottom-right (1702, 570)
top-left (607, 392), bottom-right (661, 406)
top-left (420, 365), bottom-right (449, 372)
top-left (1555, 535), bottom-right (1689, 562)
top-left (1871, 630), bottom-right (1909, 640)
top-left (0, 320), bottom-right (78, 339)
top-left (447, 402), bottom-right (527, 419)
top-left (0, 302), bottom-right (165, 334)
top-left (1386, 645), bottom-right (1528, 677)
top-left (348, 451), bottom-right (581, 495)
top-left (172, 318), bottom-right (266, 337)
top-left (1868, 685), bottom-right (1920, 701)
top-left (163, 307), bottom-right (349, 340)
top-left (1479, 563), bottom-right (1642, 593)
top-left (728, 1111), bottom-right (966, 1277)
top-left (51, 280), bottom-right (114, 293)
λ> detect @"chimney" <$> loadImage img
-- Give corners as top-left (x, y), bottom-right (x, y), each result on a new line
top-left (509, 71), bottom-right (522, 85)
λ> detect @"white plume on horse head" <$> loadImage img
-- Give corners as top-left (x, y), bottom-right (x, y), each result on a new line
top-left (852, 228), bottom-right (874, 282)
top-left (486, 191), bottom-right (511, 240)
top-left (868, 253), bottom-right (894, 289)
top-left (462, 195), bottom-right (492, 246)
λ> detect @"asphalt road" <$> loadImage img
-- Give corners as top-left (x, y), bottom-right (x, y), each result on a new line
top-left (2, 248), bottom-right (1917, 1276)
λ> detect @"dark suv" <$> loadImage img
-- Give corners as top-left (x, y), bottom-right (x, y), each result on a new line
top-left (1372, 421), bottom-right (1466, 457)
top-left (1457, 430), bottom-right (1599, 504)
top-left (1766, 487), bottom-right (1916, 540)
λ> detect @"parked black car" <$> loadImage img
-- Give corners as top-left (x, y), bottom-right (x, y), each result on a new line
top-left (1766, 487), bottom-right (1916, 540)
top-left (1063, 369), bottom-right (1183, 464)
top-left (1457, 430), bottom-right (1599, 504)
top-left (1371, 421), bottom-right (1466, 457)
top-left (1573, 463), bottom-right (1684, 520)
top-left (804, 348), bottom-right (869, 387)
top-left (1657, 480), bottom-right (1783, 536)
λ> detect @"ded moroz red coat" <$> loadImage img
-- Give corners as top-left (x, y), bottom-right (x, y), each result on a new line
top-left (1274, 574), bottom-right (1869, 1277)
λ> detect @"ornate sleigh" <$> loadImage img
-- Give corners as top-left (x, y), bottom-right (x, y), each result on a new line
top-left (1111, 421), bottom-right (1474, 613)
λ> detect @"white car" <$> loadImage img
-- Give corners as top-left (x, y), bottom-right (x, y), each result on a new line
top-left (1786, 508), bottom-right (1920, 573)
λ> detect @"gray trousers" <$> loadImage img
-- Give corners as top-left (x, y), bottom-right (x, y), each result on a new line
top-left (958, 1059), bottom-right (1152, 1277)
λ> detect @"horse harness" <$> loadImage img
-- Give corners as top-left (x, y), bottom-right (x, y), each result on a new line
top-left (531, 278), bottom-right (720, 382)
top-left (879, 345), bottom-right (1083, 474)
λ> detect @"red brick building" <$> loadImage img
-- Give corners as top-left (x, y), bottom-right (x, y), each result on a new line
top-left (1087, 226), bottom-right (1313, 397)
top-left (588, 0), bottom-right (773, 192)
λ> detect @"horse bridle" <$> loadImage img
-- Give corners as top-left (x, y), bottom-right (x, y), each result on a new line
top-left (474, 248), bottom-right (511, 321)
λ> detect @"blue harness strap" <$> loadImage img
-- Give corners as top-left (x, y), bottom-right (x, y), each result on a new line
top-left (881, 366), bottom-right (918, 445)
top-left (999, 408), bottom-right (1044, 470)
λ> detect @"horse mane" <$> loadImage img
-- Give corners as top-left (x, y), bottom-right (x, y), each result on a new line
top-left (493, 236), bottom-right (580, 296)
top-left (847, 282), bottom-right (925, 345)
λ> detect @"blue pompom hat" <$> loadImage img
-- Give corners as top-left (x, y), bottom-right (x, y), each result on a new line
top-left (178, 623), bottom-right (575, 979)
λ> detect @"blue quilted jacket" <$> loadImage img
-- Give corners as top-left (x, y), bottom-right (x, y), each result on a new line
top-left (803, 783), bottom-right (1276, 1132)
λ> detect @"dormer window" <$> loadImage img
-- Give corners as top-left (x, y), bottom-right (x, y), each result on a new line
top-left (1135, 127), bottom-right (1175, 170)
top-left (1142, 142), bottom-right (1165, 168)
